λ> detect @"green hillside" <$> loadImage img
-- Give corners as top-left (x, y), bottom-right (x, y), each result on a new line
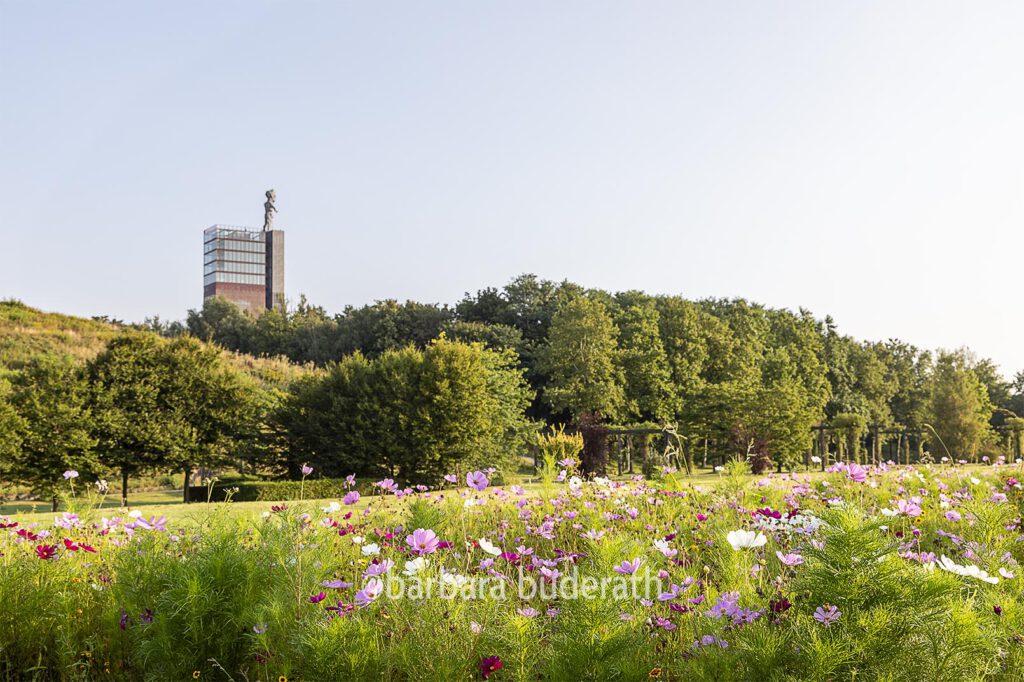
top-left (0, 299), bottom-right (310, 385)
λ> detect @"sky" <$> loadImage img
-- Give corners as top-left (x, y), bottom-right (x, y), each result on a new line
top-left (2, 2), bottom-right (1023, 375)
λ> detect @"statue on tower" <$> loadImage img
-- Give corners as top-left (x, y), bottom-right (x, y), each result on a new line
top-left (263, 189), bottom-right (277, 231)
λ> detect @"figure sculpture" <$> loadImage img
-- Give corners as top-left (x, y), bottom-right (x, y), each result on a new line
top-left (263, 189), bottom-right (277, 231)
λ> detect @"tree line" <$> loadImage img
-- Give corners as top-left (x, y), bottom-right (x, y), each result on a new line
top-left (163, 274), bottom-right (1024, 470)
top-left (3, 273), bottom-right (1021, 500)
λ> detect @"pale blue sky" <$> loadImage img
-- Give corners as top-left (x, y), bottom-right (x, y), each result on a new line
top-left (2, 2), bottom-right (1023, 374)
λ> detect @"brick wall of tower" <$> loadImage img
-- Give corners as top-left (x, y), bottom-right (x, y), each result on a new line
top-left (203, 282), bottom-right (267, 315)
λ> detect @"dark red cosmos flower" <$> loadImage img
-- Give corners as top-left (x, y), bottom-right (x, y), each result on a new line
top-left (0, 521), bottom-right (17, 529)
top-left (308, 592), bottom-right (327, 604)
top-left (770, 597), bottom-right (792, 613)
top-left (479, 655), bottom-right (503, 679)
top-left (17, 529), bottom-right (39, 541)
top-left (756, 507), bottom-right (782, 520)
top-left (995, 605), bottom-right (1003, 616)
top-left (271, 504), bottom-right (287, 513)
top-left (63, 538), bottom-right (98, 553)
top-left (35, 544), bottom-right (57, 560)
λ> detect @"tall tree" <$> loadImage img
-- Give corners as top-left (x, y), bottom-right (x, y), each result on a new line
top-left (7, 356), bottom-right (98, 508)
top-left (89, 333), bottom-right (177, 505)
top-left (159, 337), bottom-right (264, 502)
top-left (614, 302), bottom-right (673, 423)
top-left (927, 349), bottom-right (994, 461)
top-left (538, 297), bottom-right (624, 421)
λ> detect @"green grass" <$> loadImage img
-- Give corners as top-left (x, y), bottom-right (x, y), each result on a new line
top-left (3, 463), bottom-right (1001, 525)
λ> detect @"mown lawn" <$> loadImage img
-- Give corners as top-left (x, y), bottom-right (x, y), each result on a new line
top-left (2, 463), bottom-right (1001, 525)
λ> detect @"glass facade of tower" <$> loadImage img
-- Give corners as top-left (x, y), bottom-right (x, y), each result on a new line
top-left (203, 226), bottom-right (268, 313)
top-left (203, 226), bottom-right (267, 286)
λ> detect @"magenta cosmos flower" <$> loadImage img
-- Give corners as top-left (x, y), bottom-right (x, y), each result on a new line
top-left (479, 656), bottom-right (503, 680)
top-left (343, 491), bottom-right (361, 505)
top-left (406, 528), bottom-right (440, 555)
top-left (467, 471), bottom-right (490, 491)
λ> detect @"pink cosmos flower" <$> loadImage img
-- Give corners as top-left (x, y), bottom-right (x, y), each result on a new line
top-left (776, 551), bottom-right (804, 567)
top-left (813, 604), bottom-right (841, 626)
top-left (343, 491), bottom-right (361, 505)
top-left (354, 578), bottom-right (384, 606)
top-left (406, 528), bottom-right (440, 555)
top-left (847, 464), bottom-right (867, 483)
top-left (613, 558), bottom-right (643, 575)
top-left (467, 471), bottom-right (490, 491)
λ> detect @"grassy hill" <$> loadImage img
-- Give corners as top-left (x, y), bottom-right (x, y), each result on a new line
top-left (0, 299), bottom-right (311, 385)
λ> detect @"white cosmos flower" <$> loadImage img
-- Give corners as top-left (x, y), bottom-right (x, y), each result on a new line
top-left (322, 502), bottom-right (341, 513)
top-left (970, 477), bottom-right (981, 485)
top-left (351, 535), bottom-right (365, 544)
top-left (937, 555), bottom-right (999, 584)
top-left (810, 455), bottom-right (822, 464)
top-left (403, 557), bottom-right (428, 576)
top-left (880, 508), bottom-right (898, 517)
top-left (568, 476), bottom-right (584, 490)
top-left (726, 529), bottom-right (768, 551)
top-left (478, 538), bottom-right (501, 556)
top-left (128, 510), bottom-right (143, 519)
top-left (442, 572), bottom-right (470, 589)
top-left (653, 539), bottom-right (678, 558)
top-left (361, 543), bottom-right (380, 556)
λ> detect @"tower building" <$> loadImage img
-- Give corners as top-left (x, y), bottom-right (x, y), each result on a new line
top-left (202, 191), bottom-right (285, 314)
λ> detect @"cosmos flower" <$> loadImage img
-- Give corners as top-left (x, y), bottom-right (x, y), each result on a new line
top-left (479, 656), bottom-right (503, 680)
top-left (363, 560), bottom-right (394, 578)
top-left (847, 464), bottom-right (867, 483)
top-left (478, 537), bottom-right (501, 556)
top-left (613, 558), bottom-right (643, 575)
top-left (35, 544), bottom-right (57, 560)
top-left (63, 470), bottom-right (79, 480)
top-left (813, 604), bottom-right (840, 626)
top-left (776, 551), bottom-right (803, 566)
top-left (300, 464), bottom-right (314, 476)
top-left (406, 528), bottom-right (440, 555)
top-left (354, 579), bottom-right (384, 606)
top-left (726, 530), bottom-right (768, 551)
top-left (342, 491), bottom-right (361, 506)
top-left (403, 557), bottom-right (428, 576)
top-left (376, 478), bottom-right (399, 493)
top-left (937, 555), bottom-right (999, 584)
top-left (467, 471), bottom-right (490, 491)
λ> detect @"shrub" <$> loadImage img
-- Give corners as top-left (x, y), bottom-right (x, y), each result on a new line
top-left (186, 477), bottom-right (374, 502)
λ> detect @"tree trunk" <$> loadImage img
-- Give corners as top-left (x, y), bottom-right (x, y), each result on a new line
top-left (121, 468), bottom-right (129, 507)
top-left (183, 467), bottom-right (191, 504)
top-left (52, 495), bottom-right (58, 513)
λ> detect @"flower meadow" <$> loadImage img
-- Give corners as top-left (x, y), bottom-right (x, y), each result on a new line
top-left (4, 464), bottom-right (1024, 681)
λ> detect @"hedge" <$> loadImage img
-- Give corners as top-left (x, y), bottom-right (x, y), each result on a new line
top-left (185, 477), bottom-right (374, 503)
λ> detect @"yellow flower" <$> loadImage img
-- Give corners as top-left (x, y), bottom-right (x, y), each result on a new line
top-left (192, 672), bottom-right (201, 679)
top-left (649, 668), bottom-right (663, 678)
top-left (278, 677), bottom-right (288, 682)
